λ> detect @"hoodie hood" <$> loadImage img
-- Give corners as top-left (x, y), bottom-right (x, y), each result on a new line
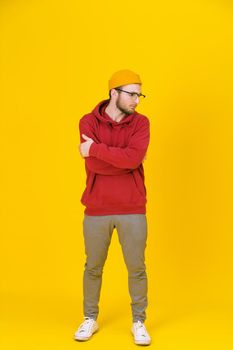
top-left (91, 99), bottom-right (138, 127)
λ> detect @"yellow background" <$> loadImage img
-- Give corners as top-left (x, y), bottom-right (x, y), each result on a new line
top-left (1, 0), bottom-right (233, 349)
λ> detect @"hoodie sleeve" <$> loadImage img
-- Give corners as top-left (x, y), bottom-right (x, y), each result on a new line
top-left (79, 118), bottom-right (132, 175)
top-left (89, 118), bottom-right (150, 169)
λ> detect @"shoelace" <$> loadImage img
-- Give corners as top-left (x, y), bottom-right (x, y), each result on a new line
top-left (134, 321), bottom-right (148, 337)
top-left (78, 317), bottom-right (95, 333)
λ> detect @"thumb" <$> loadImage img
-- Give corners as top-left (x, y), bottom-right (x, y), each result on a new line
top-left (82, 134), bottom-right (92, 141)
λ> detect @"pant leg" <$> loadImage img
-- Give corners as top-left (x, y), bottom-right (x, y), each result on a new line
top-left (83, 215), bottom-right (115, 320)
top-left (115, 214), bottom-right (148, 323)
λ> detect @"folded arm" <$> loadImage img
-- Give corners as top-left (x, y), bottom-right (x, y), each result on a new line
top-left (89, 119), bottom-right (150, 169)
top-left (79, 118), bottom-right (132, 175)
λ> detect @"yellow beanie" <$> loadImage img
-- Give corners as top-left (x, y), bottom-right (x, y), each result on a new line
top-left (108, 69), bottom-right (142, 90)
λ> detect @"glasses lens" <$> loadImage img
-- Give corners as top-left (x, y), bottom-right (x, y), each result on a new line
top-left (131, 93), bottom-right (145, 99)
top-left (117, 89), bottom-right (145, 99)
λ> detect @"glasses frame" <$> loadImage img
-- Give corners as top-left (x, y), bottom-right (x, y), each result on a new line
top-left (115, 88), bottom-right (146, 99)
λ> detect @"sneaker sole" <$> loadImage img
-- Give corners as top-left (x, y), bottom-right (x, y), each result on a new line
top-left (74, 328), bottom-right (98, 341)
top-left (134, 339), bottom-right (151, 346)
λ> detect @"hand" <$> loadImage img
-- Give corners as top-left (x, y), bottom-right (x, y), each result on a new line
top-left (79, 134), bottom-right (94, 157)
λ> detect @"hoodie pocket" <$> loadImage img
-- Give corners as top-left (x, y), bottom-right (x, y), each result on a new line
top-left (82, 172), bottom-right (145, 208)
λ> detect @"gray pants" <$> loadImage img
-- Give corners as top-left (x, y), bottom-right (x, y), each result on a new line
top-left (82, 214), bottom-right (148, 322)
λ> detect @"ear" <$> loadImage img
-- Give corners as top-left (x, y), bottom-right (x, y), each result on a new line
top-left (111, 89), bottom-right (118, 98)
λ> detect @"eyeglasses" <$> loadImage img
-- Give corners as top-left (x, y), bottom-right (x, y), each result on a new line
top-left (115, 88), bottom-right (146, 99)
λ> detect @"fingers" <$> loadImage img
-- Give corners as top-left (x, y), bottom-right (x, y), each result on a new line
top-left (78, 144), bottom-right (83, 158)
top-left (78, 134), bottom-right (94, 158)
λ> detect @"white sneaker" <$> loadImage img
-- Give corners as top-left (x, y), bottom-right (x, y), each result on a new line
top-left (74, 317), bottom-right (99, 341)
top-left (131, 321), bottom-right (151, 345)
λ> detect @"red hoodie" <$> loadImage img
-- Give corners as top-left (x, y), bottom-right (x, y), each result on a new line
top-left (79, 99), bottom-right (150, 215)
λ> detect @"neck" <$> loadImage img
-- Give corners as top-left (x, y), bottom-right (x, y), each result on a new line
top-left (105, 100), bottom-right (125, 123)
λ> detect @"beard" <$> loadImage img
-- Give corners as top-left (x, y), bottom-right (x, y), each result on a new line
top-left (116, 97), bottom-right (135, 115)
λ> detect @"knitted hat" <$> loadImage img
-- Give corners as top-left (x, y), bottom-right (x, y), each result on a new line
top-left (108, 69), bottom-right (142, 90)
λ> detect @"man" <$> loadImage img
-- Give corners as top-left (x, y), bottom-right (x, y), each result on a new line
top-left (74, 69), bottom-right (151, 345)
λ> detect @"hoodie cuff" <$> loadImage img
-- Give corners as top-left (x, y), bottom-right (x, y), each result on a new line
top-left (89, 142), bottom-right (99, 157)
